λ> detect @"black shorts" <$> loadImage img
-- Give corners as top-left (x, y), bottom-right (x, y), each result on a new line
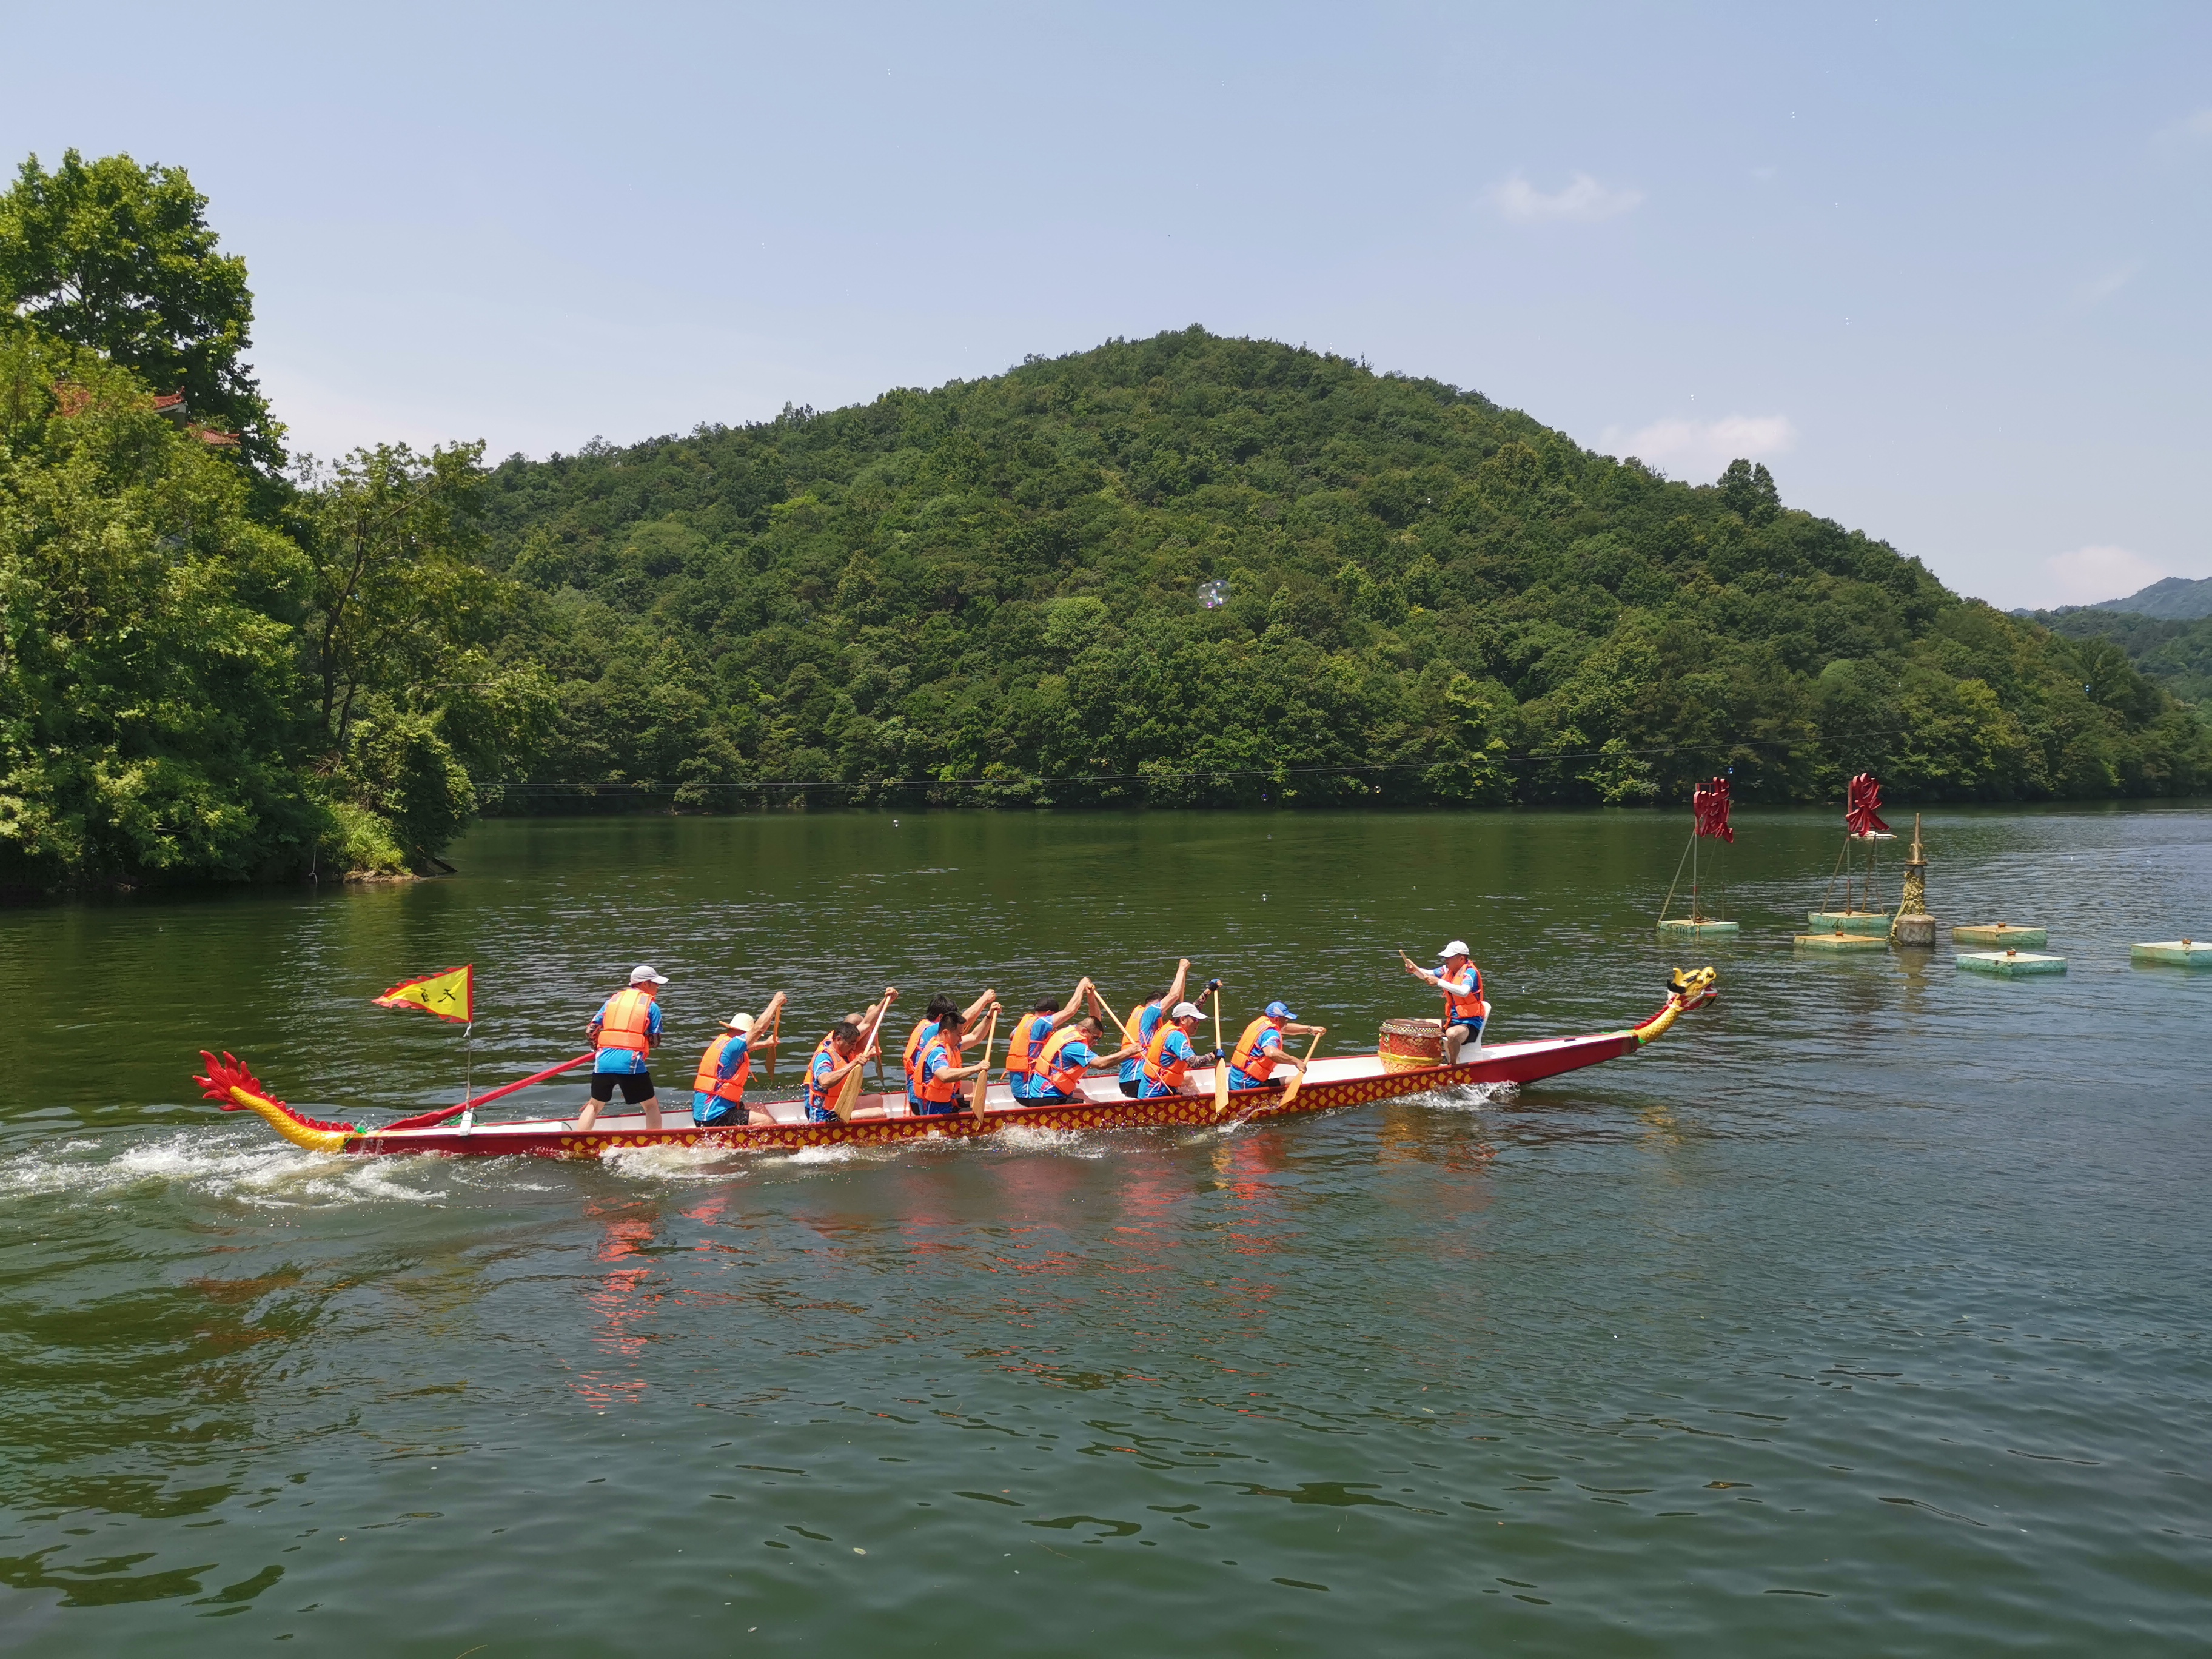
top-left (1119, 1078), bottom-right (1139, 1098)
top-left (589, 1071), bottom-right (656, 1104)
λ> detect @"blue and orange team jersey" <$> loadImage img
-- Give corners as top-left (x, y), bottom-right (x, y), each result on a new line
top-left (1014, 1039), bottom-right (1096, 1100)
top-left (1141, 1028), bottom-right (1200, 1096)
top-left (592, 996), bottom-right (663, 1073)
top-left (808, 1045), bottom-right (837, 1101)
top-left (710, 1034), bottom-right (749, 1083)
top-left (919, 1042), bottom-right (954, 1088)
top-left (1119, 1004), bottom-right (1164, 1084)
top-left (1229, 1027), bottom-right (1282, 1088)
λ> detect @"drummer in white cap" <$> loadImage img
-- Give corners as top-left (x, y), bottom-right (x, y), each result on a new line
top-left (1401, 940), bottom-right (1487, 1065)
top-left (578, 964), bottom-right (669, 1131)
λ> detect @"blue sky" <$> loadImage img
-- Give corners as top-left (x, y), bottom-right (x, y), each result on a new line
top-left (6, 1), bottom-right (2207, 608)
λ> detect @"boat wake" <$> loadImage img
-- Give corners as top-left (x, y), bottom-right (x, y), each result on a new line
top-left (0, 1130), bottom-right (445, 1208)
top-left (1423, 1080), bottom-right (1520, 1113)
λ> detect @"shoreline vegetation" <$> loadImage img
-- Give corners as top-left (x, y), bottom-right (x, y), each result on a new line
top-left (4, 151), bottom-right (2207, 894)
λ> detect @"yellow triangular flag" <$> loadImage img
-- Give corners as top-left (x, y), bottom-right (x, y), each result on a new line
top-left (375, 965), bottom-right (474, 1025)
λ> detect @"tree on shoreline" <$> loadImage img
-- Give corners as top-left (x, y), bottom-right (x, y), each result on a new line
top-left (0, 150), bottom-right (280, 472)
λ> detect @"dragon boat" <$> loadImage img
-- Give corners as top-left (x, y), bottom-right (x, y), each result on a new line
top-left (193, 968), bottom-right (1717, 1158)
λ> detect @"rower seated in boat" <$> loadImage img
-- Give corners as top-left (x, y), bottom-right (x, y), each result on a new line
top-left (911, 1008), bottom-right (994, 1116)
top-left (578, 965), bottom-right (668, 1132)
top-left (805, 990), bottom-right (894, 1122)
top-left (691, 991), bottom-right (785, 1128)
top-left (1010, 1007), bottom-right (1136, 1105)
top-left (902, 988), bottom-right (997, 1109)
top-left (1119, 959), bottom-right (1208, 1099)
top-left (1002, 976), bottom-right (1096, 1092)
top-left (1401, 940), bottom-right (1487, 1064)
top-left (1138, 1000), bottom-right (1219, 1099)
top-left (1227, 1000), bottom-right (1318, 1091)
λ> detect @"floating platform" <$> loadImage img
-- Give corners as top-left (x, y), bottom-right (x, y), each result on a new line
top-left (1957, 950), bottom-right (2066, 977)
top-left (1952, 923), bottom-right (2047, 948)
top-left (1808, 910), bottom-right (1891, 936)
top-left (1657, 918), bottom-right (1740, 936)
top-left (2130, 939), bottom-right (2211, 969)
top-left (1794, 931), bottom-right (1889, 952)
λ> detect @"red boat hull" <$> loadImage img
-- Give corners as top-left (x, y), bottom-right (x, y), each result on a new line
top-left (346, 1030), bottom-right (1646, 1158)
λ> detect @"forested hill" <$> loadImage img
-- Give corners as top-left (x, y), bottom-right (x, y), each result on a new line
top-left (477, 327), bottom-right (2208, 810)
top-left (13, 152), bottom-right (2202, 895)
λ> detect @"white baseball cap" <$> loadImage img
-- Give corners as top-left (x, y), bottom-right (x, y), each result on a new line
top-left (1171, 1000), bottom-right (1204, 1020)
top-left (630, 964), bottom-right (669, 985)
top-left (1438, 941), bottom-right (1470, 959)
top-left (725, 1012), bottom-right (754, 1032)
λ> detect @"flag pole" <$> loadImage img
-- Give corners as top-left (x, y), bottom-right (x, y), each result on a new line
top-left (461, 1022), bottom-right (475, 1132)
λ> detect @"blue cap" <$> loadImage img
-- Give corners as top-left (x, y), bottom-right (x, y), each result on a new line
top-left (1265, 1000), bottom-right (1295, 1021)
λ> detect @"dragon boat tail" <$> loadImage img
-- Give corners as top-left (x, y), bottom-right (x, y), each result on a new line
top-left (194, 968), bottom-right (1718, 1159)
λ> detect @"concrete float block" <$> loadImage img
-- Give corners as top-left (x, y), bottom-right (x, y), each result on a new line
top-left (1807, 910), bottom-right (1891, 936)
top-left (1657, 919), bottom-right (1741, 936)
top-left (1952, 923), bottom-right (2047, 948)
top-left (2130, 939), bottom-right (2212, 969)
top-left (1957, 950), bottom-right (2066, 977)
top-left (1889, 915), bottom-right (1937, 948)
top-left (1794, 931), bottom-right (1890, 952)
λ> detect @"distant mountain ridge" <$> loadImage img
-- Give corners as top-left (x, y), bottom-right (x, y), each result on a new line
top-left (2086, 576), bottom-right (2212, 620)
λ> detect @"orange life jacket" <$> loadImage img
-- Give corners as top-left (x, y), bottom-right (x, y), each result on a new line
top-left (902, 1019), bottom-right (937, 1082)
top-left (595, 988), bottom-right (655, 1054)
top-left (1031, 1026), bottom-right (1090, 1097)
top-left (1122, 1001), bottom-right (1153, 1051)
top-left (1441, 964), bottom-right (1486, 1023)
top-left (1229, 1016), bottom-right (1284, 1081)
top-left (692, 1032), bottom-right (749, 1102)
top-left (1141, 1020), bottom-right (1193, 1090)
top-left (914, 1033), bottom-right (963, 1106)
top-left (1005, 1013), bottom-right (1054, 1079)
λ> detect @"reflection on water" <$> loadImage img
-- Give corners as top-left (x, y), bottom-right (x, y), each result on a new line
top-left (2, 805), bottom-right (2209, 1654)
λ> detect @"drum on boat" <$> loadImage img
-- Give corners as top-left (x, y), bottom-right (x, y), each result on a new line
top-left (1379, 1017), bottom-right (1444, 1072)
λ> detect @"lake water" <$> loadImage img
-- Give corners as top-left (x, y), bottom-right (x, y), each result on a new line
top-left (2, 805), bottom-right (2208, 1655)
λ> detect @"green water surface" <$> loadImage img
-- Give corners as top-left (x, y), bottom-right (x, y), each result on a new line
top-left (2, 806), bottom-right (2208, 1655)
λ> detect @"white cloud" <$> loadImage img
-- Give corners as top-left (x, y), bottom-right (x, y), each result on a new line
top-left (2080, 261), bottom-right (2142, 304)
top-left (2037, 544), bottom-right (2166, 608)
top-left (2179, 108), bottom-right (2212, 138)
top-left (1601, 414), bottom-right (1797, 476)
top-left (1489, 172), bottom-right (1643, 223)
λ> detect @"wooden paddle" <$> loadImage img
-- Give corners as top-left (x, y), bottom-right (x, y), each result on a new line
top-left (1278, 1027), bottom-right (1328, 1108)
top-left (970, 1005), bottom-right (1000, 1118)
top-left (762, 1000), bottom-right (783, 1086)
top-left (1210, 985), bottom-right (1229, 1117)
top-left (830, 990), bottom-right (897, 1122)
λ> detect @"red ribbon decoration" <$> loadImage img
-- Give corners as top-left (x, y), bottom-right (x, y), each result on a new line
top-left (1845, 773), bottom-right (1890, 838)
top-left (1691, 776), bottom-right (1734, 843)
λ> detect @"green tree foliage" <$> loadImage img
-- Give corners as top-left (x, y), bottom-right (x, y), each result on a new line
top-left (477, 328), bottom-right (2209, 808)
top-left (2033, 608), bottom-right (2212, 709)
top-left (0, 331), bottom-right (315, 886)
top-left (293, 441), bottom-right (554, 862)
top-left (0, 150), bottom-right (278, 471)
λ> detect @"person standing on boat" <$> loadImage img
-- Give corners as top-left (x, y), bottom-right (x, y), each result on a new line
top-left (691, 990), bottom-right (786, 1128)
top-left (1401, 941), bottom-right (1486, 1064)
top-left (1227, 1000), bottom-right (1319, 1092)
top-left (903, 987), bottom-right (997, 1110)
top-left (578, 965), bottom-right (668, 1132)
top-left (1012, 1004), bottom-right (1136, 1105)
top-left (805, 990), bottom-right (896, 1122)
top-left (911, 1007), bottom-right (997, 1116)
top-left (1138, 999), bottom-right (1221, 1099)
top-left (1119, 960), bottom-right (1206, 1098)
top-left (1002, 976), bottom-right (1098, 1092)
